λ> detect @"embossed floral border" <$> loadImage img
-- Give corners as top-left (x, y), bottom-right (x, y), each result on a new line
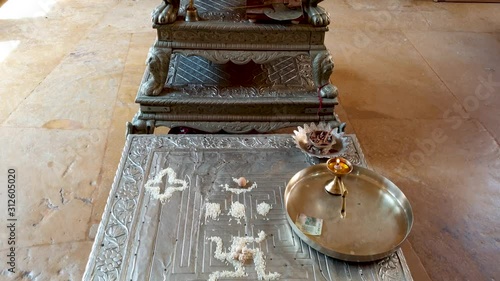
top-left (84, 134), bottom-right (412, 281)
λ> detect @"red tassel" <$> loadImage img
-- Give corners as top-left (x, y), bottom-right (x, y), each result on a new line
top-left (317, 83), bottom-right (329, 116)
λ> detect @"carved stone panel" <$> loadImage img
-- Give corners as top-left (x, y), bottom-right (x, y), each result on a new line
top-left (169, 30), bottom-right (310, 45)
top-left (176, 50), bottom-right (308, 65)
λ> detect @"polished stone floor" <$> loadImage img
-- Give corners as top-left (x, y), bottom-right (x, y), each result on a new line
top-left (0, 0), bottom-right (498, 280)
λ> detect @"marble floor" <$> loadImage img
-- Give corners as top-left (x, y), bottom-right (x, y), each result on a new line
top-left (0, 0), bottom-right (498, 280)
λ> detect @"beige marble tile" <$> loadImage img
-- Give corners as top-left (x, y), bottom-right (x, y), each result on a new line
top-left (0, 13), bottom-right (115, 124)
top-left (116, 75), bottom-right (143, 104)
top-left (52, 0), bottom-right (120, 20)
top-left (0, 128), bottom-right (107, 248)
top-left (0, 242), bottom-right (93, 280)
top-left (342, 0), bottom-right (423, 11)
top-left (401, 241), bottom-right (432, 281)
top-left (3, 31), bottom-right (131, 129)
top-left (326, 29), bottom-right (458, 120)
top-left (128, 32), bottom-right (157, 61)
top-left (349, 118), bottom-right (500, 280)
top-left (87, 32), bottom-right (153, 226)
top-left (324, 0), bottom-right (442, 13)
top-left (1, 0), bottom-right (499, 280)
top-left (116, 32), bottom-right (156, 104)
top-left (93, 0), bottom-right (159, 34)
top-left (328, 9), bottom-right (430, 32)
top-left (322, 0), bottom-right (431, 31)
top-left (320, 0), bottom-right (351, 10)
top-left (0, 0), bottom-right (116, 28)
top-left (404, 31), bottom-right (500, 90)
top-left (333, 103), bottom-right (356, 135)
top-left (324, 1), bottom-right (500, 33)
top-left (0, 47), bottom-right (60, 123)
top-left (419, 3), bottom-right (500, 32)
top-left (1, 18), bottom-right (93, 44)
top-left (405, 31), bottom-right (500, 142)
top-left (90, 102), bottom-right (138, 226)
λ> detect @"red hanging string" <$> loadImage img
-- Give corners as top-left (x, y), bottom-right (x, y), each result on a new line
top-left (317, 83), bottom-right (329, 116)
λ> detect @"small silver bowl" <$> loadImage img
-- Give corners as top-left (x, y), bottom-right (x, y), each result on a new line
top-left (293, 122), bottom-right (347, 159)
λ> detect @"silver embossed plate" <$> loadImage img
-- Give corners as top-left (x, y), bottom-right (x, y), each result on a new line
top-left (84, 134), bottom-right (413, 281)
top-left (285, 164), bottom-right (414, 262)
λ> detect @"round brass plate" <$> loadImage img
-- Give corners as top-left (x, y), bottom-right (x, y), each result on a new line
top-left (284, 164), bottom-right (413, 262)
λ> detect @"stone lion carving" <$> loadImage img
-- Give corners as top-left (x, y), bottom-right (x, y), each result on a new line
top-left (302, 0), bottom-right (330, 27)
top-left (152, 0), bottom-right (180, 24)
top-left (313, 50), bottom-right (338, 99)
top-left (151, 0), bottom-right (330, 27)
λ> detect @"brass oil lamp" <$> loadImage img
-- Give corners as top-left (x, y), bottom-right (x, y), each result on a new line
top-left (326, 157), bottom-right (353, 218)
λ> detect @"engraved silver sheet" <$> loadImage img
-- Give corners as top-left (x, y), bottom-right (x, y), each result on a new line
top-left (84, 135), bottom-right (413, 281)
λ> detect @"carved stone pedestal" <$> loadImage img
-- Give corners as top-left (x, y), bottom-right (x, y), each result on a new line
top-left (127, 54), bottom-right (339, 134)
top-left (128, 0), bottom-right (340, 134)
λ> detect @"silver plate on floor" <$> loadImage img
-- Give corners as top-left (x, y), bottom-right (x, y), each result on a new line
top-left (85, 134), bottom-right (414, 280)
top-left (285, 164), bottom-right (413, 262)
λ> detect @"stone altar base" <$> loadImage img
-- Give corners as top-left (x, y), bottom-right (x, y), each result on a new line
top-left (128, 54), bottom-right (339, 134)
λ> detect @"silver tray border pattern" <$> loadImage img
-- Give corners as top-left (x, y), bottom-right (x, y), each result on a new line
top-left (84, 134), bottom-right (413, 281)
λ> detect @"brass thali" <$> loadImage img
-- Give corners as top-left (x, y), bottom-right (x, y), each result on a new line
top-left (285, 164), bottom-right (413, 262)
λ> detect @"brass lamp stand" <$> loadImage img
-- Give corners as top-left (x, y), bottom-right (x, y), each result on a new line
top-left (185, 0), bottom-right (200, 21)
top-left (325, 157), bottom-right (353, 218)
